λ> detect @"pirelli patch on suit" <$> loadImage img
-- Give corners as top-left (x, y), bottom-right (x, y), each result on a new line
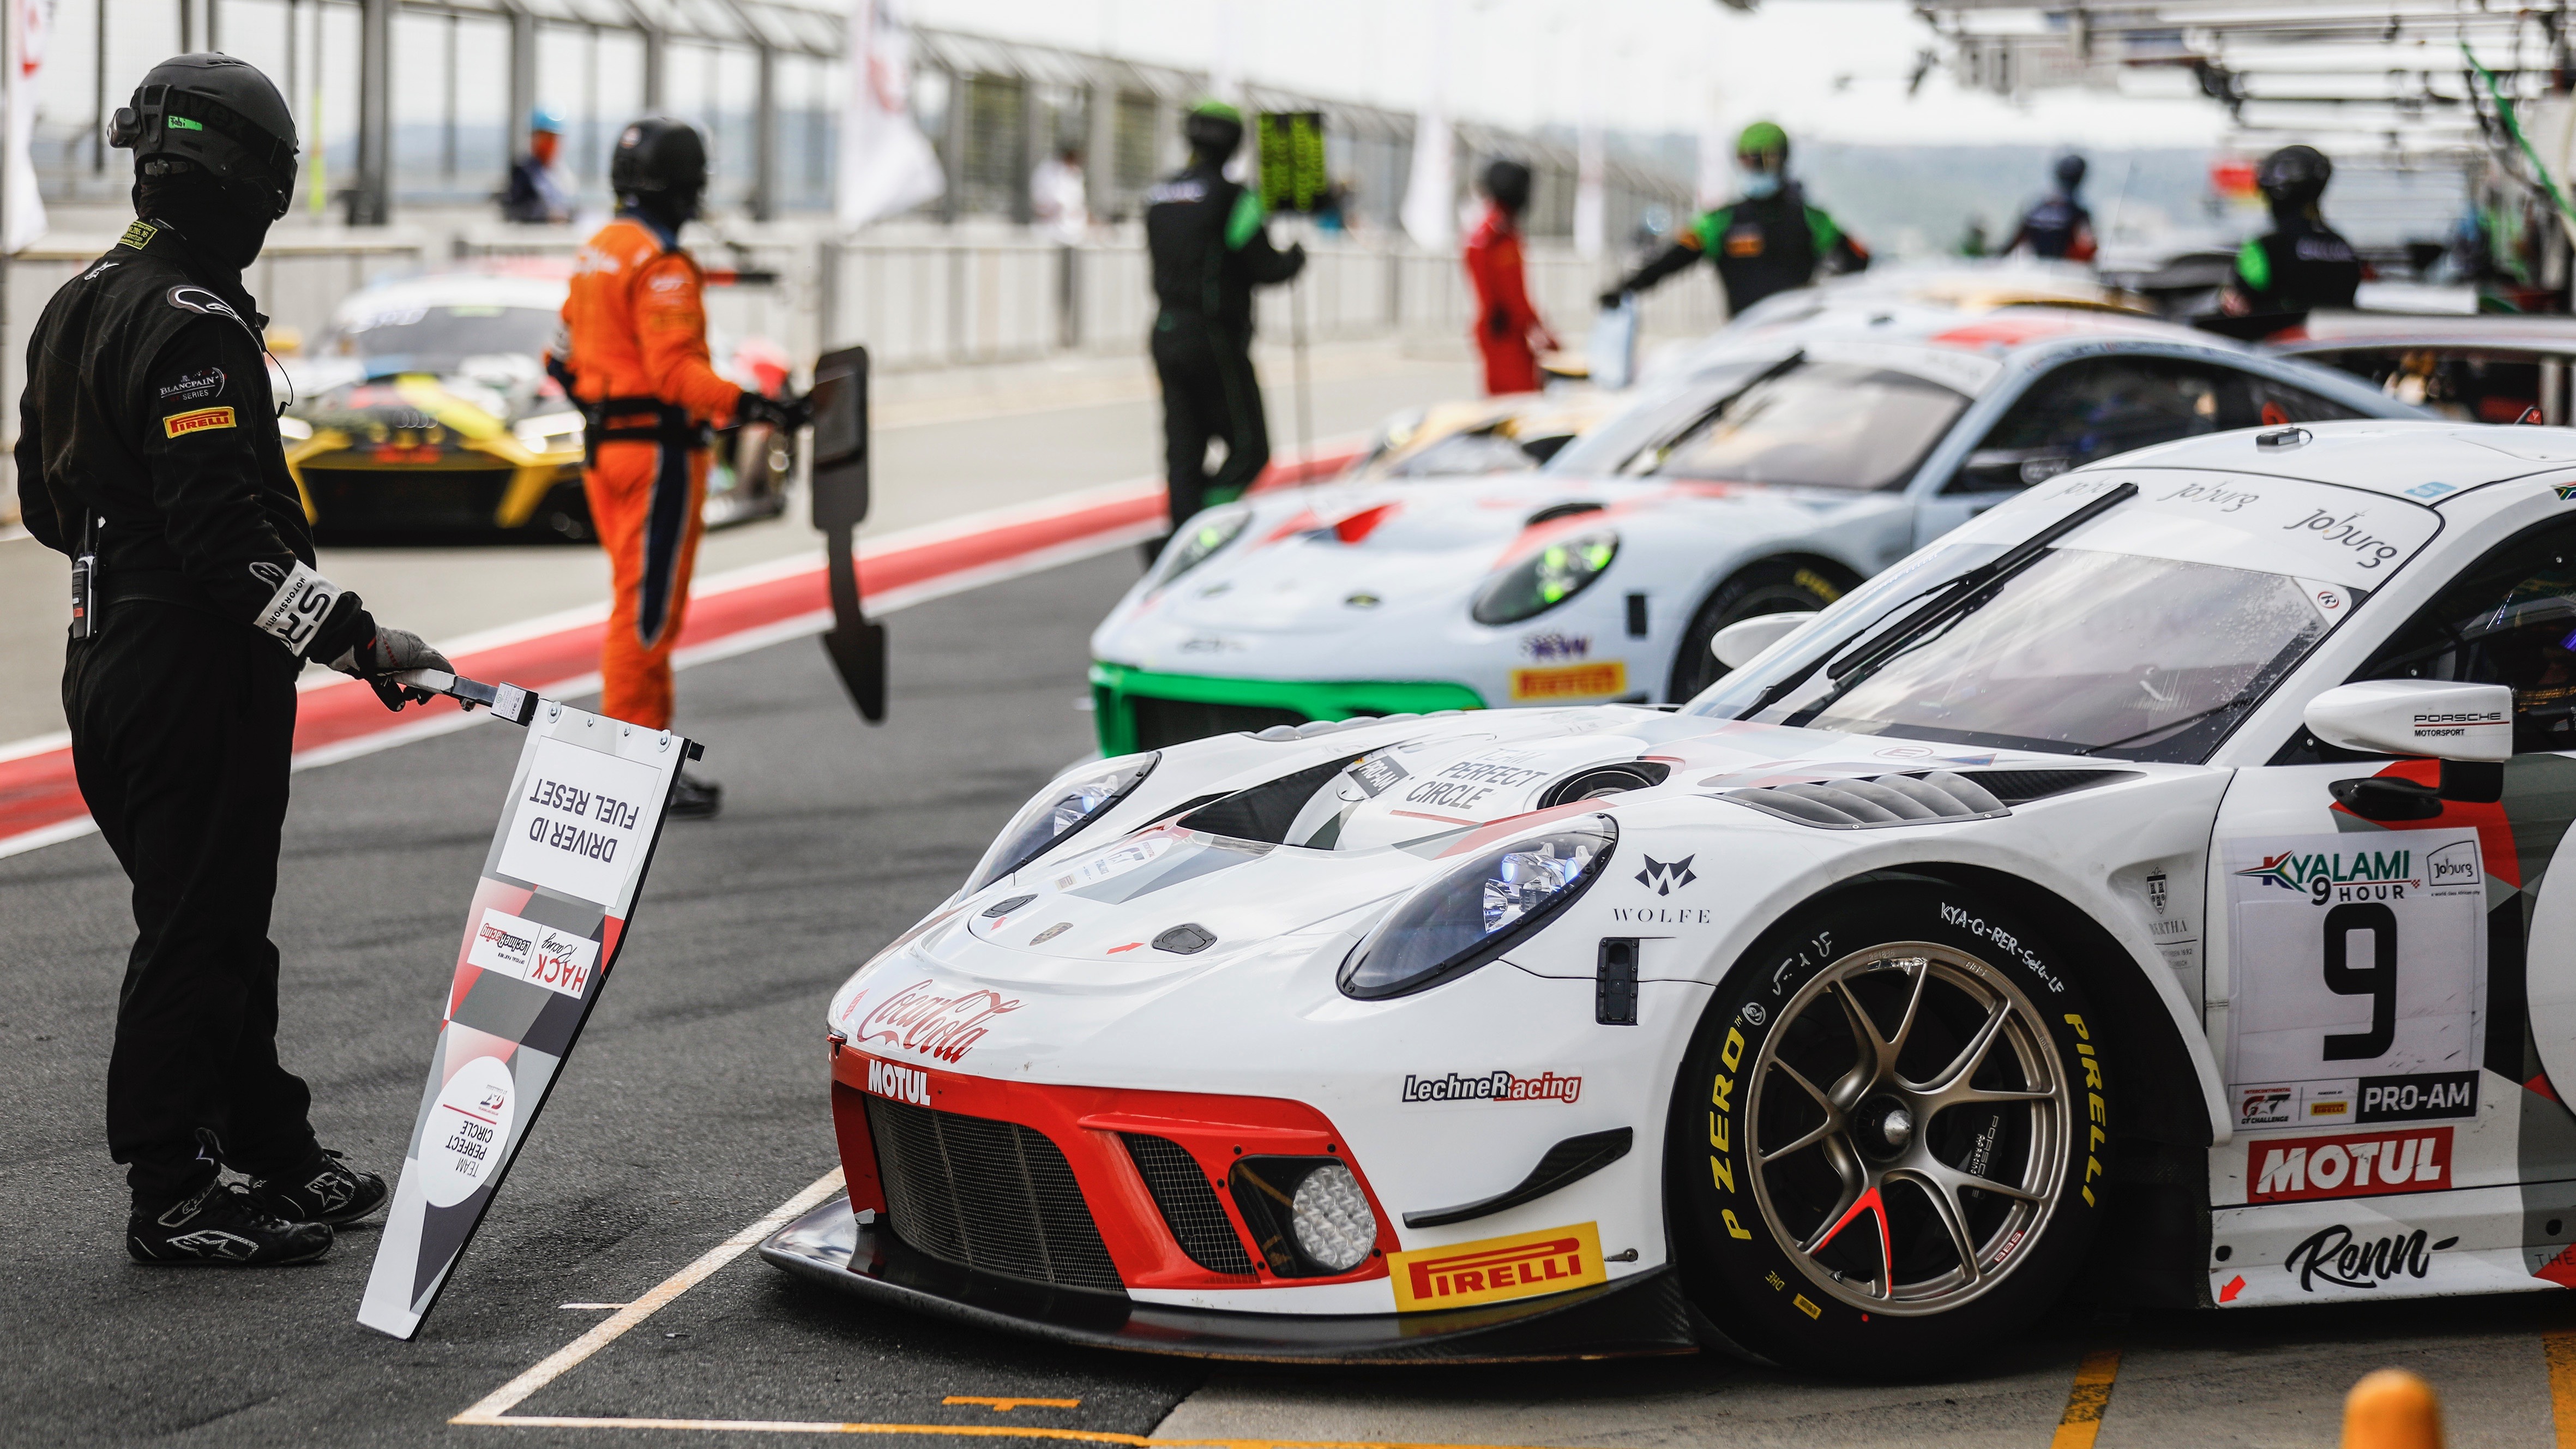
top-left (164, 406), bottom-right (237, 438)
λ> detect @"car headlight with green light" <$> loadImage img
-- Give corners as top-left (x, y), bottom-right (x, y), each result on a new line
top-left (1155, 504), bottom-right (1251, 586)
top-left (1470, 527), bottom-right (1618, 625)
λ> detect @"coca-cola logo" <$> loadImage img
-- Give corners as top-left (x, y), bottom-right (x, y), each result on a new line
top-left (2284, 1223), bottom-right (2458, 1293)
top-left (853, 979), bottom-right (1022, 1065)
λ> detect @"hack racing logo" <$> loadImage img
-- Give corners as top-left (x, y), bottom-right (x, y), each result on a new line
top-left (1401, 1068), bottom-right (1582, 1104)
top-left (854, 979), bottom-right (1022, 1064)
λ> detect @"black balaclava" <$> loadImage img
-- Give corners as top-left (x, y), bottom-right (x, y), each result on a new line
top-left (134, 165), bottom-right (273, 274)
top-left (627, 185), bottom-right (701, 238)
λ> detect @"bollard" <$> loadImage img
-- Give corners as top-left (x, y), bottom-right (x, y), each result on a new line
top-left (2343, 1368), bottom-right (2444, 1449)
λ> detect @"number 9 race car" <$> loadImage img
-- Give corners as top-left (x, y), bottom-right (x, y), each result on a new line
top-left (765, 417), bottom-right (2576, 1370)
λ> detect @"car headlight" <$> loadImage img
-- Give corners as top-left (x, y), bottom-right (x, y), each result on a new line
top-left (1470, 528), bottom-right (1618, 626)
top-left (1229, 1156), bottom-right (1381, 1276)
top-left (964, 752), bottom-right (1158, 893)
top-left (1339, 814), bottom-right (1617, 999)
top-left (513, 410), bottom-right (586, 454)
top-left (1155, 505), bottom-right (1250, 586)
top-left (276, 414), bottom-right (313, 442)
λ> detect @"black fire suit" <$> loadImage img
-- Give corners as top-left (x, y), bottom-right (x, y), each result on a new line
top-left (1144, 162), bottom-right (1304, 530)
top-left (15, 218), bottom-right (378, 1210)
top-left (2231, 211), bottom-right (2363, 317)
top-left (1614, 182), bottom-right (1868, 318)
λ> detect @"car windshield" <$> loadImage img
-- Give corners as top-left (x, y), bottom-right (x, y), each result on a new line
top-left (333, 304), bottom-right (558, 372)
top-left (1688, 469), bottom-right (2445, 763)
top-left (1564, 358), bottom-right (1969, 489)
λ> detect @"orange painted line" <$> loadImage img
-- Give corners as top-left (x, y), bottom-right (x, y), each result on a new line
top-left (946, 1397), bottom-right (1082, 1412)
top-left (2545, 1330), bottom-right (2576, 1448)
top-left (2049, 1346), bottom-right (2123, 1449)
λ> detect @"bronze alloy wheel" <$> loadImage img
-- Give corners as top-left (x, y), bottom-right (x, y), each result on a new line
top-left (1742, 941), bottom-right (2073, 1315)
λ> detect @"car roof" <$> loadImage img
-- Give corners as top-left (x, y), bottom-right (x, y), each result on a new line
top-left (2267, 310), bottom-right (2576, 357)
top-left (2094, 418), bottom-right (2576, 498)
top-left (333, 269), bottom-right (569, 325)
top-left (1695, 293), bottom-right (2240, 368)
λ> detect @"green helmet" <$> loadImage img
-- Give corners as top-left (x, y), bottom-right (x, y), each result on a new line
top-left (1189, 99), bottom-right (1244, 126)
top-left (1183, 98), bottom-right (1244, 159)
top-left (1736, 120), bottom-right (1789, 171)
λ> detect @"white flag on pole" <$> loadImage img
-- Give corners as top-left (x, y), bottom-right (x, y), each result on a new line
top-left (6, 0), bottom-right (50, 252)
top-left (837, 0), bottom-right (942, 232)
top-left (1399, 0), bottom-right (1456, 252)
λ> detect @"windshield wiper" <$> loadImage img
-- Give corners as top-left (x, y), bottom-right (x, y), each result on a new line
top-left (1738, 480), bottom-right (2138, 720)
top-left (2074, 690), bottom-right (2259, 756)
top-left (1621, 350), bottom-right (1804, 477)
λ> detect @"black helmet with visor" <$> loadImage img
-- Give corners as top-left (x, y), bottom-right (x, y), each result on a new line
top-left (107, 53), bottom-right (298, 220)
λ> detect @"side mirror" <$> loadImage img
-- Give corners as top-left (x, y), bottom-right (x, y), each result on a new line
top-left (2303, 679), bottom-right (2512, 762)
top-left (1711, 611), bottom-right (1817, 670)
top-left (2304, 679), bottom-right (2511, 817)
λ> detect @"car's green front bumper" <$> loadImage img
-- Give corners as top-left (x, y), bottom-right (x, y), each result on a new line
top-left (1088, 662), bottom-right (1486, 756)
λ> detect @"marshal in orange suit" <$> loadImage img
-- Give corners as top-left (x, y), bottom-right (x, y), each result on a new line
top-left (559, 118), bottom-right (803, 819)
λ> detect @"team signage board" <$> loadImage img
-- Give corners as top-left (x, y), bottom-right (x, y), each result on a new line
top-left (1256, 111), bottom-right (1328, 215)
top-left (359, 694), bottom-right (698, 1339)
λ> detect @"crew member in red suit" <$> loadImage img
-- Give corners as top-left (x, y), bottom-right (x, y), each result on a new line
top-left (1463, 159), bottom-right (1555, 396)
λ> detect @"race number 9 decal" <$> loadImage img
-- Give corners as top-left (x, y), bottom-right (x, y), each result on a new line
top-left (2322, 902), bottom-right (2398, 1061)
top-left (2224, 829), bottom-right (2485, 1132)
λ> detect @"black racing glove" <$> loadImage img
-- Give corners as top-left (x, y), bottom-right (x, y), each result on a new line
top-left (1598, 287), bottom-right (1632, 310)
top-left (735, 390), bottom-right (812, 433)
top-left (1486, 306), bottom-right (1511, 340)
top-left (330, 624), bottom-right (454, 711)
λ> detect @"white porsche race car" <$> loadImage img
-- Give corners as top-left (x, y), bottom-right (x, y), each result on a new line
top-left (766, 417), bottom-right (2576, 1369)
top-left (1086, 300), bottom-right (2414, 756)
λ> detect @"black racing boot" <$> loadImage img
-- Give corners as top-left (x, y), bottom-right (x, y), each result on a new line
top-left (668, 771), bottom-right (723, 820)
top-left (243, 1147), bottom-right (389, 1226)
top-left (129, 1180), bottom-right (333, 1266)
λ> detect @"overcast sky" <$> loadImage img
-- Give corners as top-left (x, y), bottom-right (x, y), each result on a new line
top-left (908, 0), bottom-right (2234, 150)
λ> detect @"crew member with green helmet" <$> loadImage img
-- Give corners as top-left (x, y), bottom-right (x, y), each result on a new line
top-left (1142, 99), bottom-right (1305, 551)
top-left (1600, 121), bottom-right (1868, 318)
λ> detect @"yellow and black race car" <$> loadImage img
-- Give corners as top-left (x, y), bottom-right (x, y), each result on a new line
top-left (275, 266), bottom-right (795, 542)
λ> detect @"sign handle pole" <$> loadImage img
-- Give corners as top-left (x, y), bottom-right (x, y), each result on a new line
top-left (1292, 265), bottom-right (1313, 475)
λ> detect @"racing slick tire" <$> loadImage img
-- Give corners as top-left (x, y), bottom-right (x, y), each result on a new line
top-left (1668, 880), bottom-right (2108, 1377)
top-left (1667, 561), bottom-right (1849, 700)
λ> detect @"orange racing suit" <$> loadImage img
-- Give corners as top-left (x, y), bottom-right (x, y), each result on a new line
top-left (561, 215), bottom-right (744, 730)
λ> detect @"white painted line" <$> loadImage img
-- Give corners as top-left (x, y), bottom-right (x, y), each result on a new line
top-left (450, 1167), bottom-right (846, 1426)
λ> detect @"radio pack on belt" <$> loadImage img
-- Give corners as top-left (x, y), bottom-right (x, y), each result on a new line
top-left (544, 351), bottom-right (710, 465)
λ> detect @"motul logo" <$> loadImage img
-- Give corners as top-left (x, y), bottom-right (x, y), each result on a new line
top-left (2248, 1126), bottom-right (2451, 1204)
top-left (863, 1056), bottom-right (931, 1106)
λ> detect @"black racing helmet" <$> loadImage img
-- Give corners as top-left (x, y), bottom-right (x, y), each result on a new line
top-left (1483, 158), bottom-right (1533, 214)
top-left (609, 118), bottom-right (709, 212)
top-left (2257, 144), bottom-right (2332, 211)
top-left (2054, 153), bottom-right (2088, 193)
top-left (1182, 99), bottom-right (1244, 160)
top-left (107, 53), bottom-right (298, 219)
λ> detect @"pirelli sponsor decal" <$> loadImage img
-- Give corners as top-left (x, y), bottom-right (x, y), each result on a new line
top-left (163, 405), bottom-right (237, 438)
top-left (1509, 660), bottom-right (1626, 702)
top-left (1388, 1222), bottom-right (1606, 1312)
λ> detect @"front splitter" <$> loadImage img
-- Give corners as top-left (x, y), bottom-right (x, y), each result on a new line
top-left (759, 1195), bottom-right (1699, 1364)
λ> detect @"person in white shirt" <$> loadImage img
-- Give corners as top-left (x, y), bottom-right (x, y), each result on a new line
top-left (1031, 143), bottom-right (1088, 246)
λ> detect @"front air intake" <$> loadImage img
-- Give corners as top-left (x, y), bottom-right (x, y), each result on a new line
top-left (864, 1096), bottom-right (1126, 1293)
top-left (1121, 1134), bottom-right (1256, 1276)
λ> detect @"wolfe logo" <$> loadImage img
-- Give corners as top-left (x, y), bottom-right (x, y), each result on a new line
top-left (162, 405), bottom-right (237, 438)
top-left (856, 979), bottom-right (1022, 1064)
top-left (2235, 845), bottom-right (2418, 903)
top-left (1401, 1068), bottom-right (1581, 1105)
top-left (1389, 1221), bottom-right (1606, 1312)
top-left (863, 1055), bottom-right (932, 1107)
top-left (1635, 855), bottom-right (1698, 895)
top-left (2284, 1224), bottom-right (2456, 1293)
top-left (2248, 1126), bottom-right (2452, 1204)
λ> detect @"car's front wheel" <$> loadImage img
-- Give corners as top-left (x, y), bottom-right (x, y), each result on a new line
top-left (1666, 562), bottom-right (1846, 701)
top-left (1668, 880), bottom-right (2106, 1376)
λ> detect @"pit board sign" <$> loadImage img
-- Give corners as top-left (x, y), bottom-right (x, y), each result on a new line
top-left (359, 698), bottom-right (697, 1339)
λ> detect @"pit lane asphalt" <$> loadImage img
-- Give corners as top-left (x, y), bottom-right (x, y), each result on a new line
top-left (9, 548), bottom-right (2576, 1448)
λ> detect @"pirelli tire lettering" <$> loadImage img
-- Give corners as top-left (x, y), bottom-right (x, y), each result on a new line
top-left (1670, 882), bottom-right (2108, 1375)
